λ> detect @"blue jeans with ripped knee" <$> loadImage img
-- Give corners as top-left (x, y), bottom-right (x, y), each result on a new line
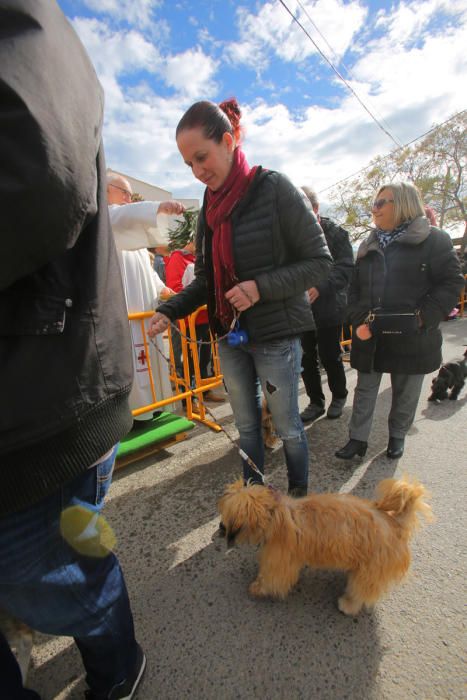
top-left (218, 337), bottom-right (309, 490)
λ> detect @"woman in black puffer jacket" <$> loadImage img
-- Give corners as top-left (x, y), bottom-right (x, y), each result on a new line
top-left (150, 99), bottom-right (331, 498)
top-left (336, 181), bottom-right (464, 461)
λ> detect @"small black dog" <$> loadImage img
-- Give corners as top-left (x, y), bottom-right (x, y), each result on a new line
top-left (428, 350), bottom-right (467, 402)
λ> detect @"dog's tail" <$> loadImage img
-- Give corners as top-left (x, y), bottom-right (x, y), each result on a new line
top-left (374, 476), bottom-right (432, 537)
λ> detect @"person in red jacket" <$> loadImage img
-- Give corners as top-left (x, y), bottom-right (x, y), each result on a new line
top-left (166, 238), bottom-right (225, 402)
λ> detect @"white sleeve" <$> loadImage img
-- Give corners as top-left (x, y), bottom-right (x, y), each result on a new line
top-left (181, 262), bottom-right (195, 288)
top-left (109, 202), bottom-right (178, 250)
top-left (152, 268), bottom-right (166, 297)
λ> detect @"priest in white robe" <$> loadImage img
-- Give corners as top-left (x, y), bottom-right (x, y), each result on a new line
top-left (107, 171), bottom-right (185, 424)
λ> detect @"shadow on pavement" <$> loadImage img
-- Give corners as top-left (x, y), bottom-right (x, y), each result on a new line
top-left (420, 394), bottom-right (467, 421)
top-left (29, 443), bottom-right (383, 699)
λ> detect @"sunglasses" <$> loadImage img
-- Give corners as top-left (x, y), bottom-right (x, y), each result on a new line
top-left (372, 197), bottom-right (394, 210)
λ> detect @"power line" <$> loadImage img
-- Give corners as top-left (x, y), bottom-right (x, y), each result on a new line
top-left (277, 0), bottom-right (403, 149)
top-left (317, 109), bottom-right (467, 195)
top-left (294, 0), bottom-right (402, 145)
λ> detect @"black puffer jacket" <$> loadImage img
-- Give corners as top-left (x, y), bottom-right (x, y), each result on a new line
top-left (157, 169), bottom-right (332, 342)
top-left (312, 217), bottom-right (354, 328)
top-left (0, 1), bottom-right (133, 516)
top-left (348, 218), bottom-right (464, 374)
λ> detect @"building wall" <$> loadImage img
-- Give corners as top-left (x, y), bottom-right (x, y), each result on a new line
top-left (114, 170), bottom-right (199, 211)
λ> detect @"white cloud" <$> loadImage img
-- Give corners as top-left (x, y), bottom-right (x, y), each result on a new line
top-left (374, 0), bottom-right (467, 46)
top-left (230, 0), bottom-right (467, 201)
top-left (72, 18), bottom-right (162, 79)
top-left (82, 0), bottom-right (162, 28)
top-left (164, 48), bottom-right (219, 98)
top-left (70, 18), bottom-right (198, 194)
top-left (70, 1), bottom-right (467, 206)
top-left (225, 0), bottom-right (367, 73)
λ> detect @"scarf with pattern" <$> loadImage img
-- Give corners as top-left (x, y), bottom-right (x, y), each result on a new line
top-left (376, 220), bottom-right (410, 250)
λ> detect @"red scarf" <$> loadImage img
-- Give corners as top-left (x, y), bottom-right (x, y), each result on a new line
top-left (205, 147), bottom-right (257, 328)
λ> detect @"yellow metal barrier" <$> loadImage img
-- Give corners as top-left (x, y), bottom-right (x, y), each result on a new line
top-left (128, 307), bottom-right (223, 432)
top-left (457, 274), bottom-right (467, 317)
top-left (340, 325), bottom-right (352, 361)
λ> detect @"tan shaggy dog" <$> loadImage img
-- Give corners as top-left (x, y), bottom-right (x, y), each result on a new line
top-left (218, 477), bottom-right (432, 615)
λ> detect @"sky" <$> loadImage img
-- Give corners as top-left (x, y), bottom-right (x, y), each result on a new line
top-left (59, 0), bottom-right (467, 207)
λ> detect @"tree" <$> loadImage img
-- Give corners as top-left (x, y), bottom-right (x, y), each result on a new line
top-left (328, 111), bottom-right (467, 242)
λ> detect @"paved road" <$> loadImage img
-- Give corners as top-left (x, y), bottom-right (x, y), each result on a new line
top-left (30, 319), bottom-right (466, 699)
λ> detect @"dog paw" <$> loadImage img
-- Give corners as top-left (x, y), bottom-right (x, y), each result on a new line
top-left (249, 580), bottom-right (267, 597)
top-left (338, 595), bottom-right (362, 616)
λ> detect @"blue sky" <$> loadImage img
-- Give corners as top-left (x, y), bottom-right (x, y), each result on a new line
top-left (59, 0), bottom-right (467, 205)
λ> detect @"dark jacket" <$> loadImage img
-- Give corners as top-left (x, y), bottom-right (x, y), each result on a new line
top-left (348, 218), bottom-right (464, 374)
top-left (0, 1), bottom-right (133, 516)
top-left (157, 169), bottom-right (332, 342)
top-left (312, 217), bottom-right (354, 327)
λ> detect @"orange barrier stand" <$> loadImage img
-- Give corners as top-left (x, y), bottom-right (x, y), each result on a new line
top-left (340, 325), bottom-right (352, 360)
top-left (127, 308), bottom-right (223, 432)
top-left (457, 274), bottom-right (467, 317)
top-left (185, 306), bottom-right (224, 431)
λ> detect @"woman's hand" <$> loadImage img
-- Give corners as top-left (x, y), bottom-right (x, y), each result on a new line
top-left (225, 281), bottom-right (259, 311)
top-left (159, 287), bottom-right (174, 301)
top-left (308, 287), bottom-right (320, 303)
top-left (148, 312), bottom-right (170, 337)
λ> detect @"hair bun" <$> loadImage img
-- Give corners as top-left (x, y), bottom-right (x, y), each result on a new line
top-left (219, 98), bottom-right (242, 142)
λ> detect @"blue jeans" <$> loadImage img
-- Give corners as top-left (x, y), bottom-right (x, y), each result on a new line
top-left (218, 337), bottom-right (309, 489)
top-left (0, 446), bottom-right (137, 696)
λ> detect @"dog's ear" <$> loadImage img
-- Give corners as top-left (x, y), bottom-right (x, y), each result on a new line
top-left (224, 478), bottom-right (245, 494)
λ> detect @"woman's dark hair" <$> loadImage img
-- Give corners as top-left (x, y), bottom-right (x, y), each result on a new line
top-left (176, 98), bottom-right (242, 144)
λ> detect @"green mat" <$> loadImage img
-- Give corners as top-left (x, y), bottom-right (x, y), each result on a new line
top-left (117, 412), bottom-right (195, 458)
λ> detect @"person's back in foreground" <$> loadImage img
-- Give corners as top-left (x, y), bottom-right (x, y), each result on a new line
top-left (0, 2), bottom-right (145, 698)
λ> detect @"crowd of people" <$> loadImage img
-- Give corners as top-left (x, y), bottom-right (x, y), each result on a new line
top-left (149, 100), bottom-right (464, 480)
top-left (1, 3), bottom-right (465, 699)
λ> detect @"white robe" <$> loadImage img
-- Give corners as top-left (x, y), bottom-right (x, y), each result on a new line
top-left (109, 202), bottom-right (178, 419)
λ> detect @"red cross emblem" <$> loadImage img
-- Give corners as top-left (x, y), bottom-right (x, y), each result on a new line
top-left (137, 349), bottom-right (147, 366)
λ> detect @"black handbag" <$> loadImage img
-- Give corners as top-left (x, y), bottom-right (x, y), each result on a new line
top-left (366, 309), bottom-right (420, 335)
top-left (364, 255), bottom-right (422, 335)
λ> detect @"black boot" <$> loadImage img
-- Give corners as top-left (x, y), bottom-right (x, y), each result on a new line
top-left (335, 439), bottom-right (367, 460)
top-left (386, 437), bottom-right (404, 459)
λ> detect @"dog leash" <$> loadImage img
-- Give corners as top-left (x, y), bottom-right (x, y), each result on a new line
top-left (148, 333), bottom-right (266, 485)
top-left (164, 311), bottom-right (239, 345)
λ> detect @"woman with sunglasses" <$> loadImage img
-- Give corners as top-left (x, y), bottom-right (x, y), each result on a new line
top-left (335, 181), bottom-right (464, 460)
top-left (149, 98), bottom-right (331, 497)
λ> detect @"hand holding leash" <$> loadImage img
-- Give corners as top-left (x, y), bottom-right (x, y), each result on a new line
top-left (148, 312), bottom-right (170, 337)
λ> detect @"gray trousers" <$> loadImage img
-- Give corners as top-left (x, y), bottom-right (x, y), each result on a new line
top-left (349, 371), bottom-right (425, 442)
